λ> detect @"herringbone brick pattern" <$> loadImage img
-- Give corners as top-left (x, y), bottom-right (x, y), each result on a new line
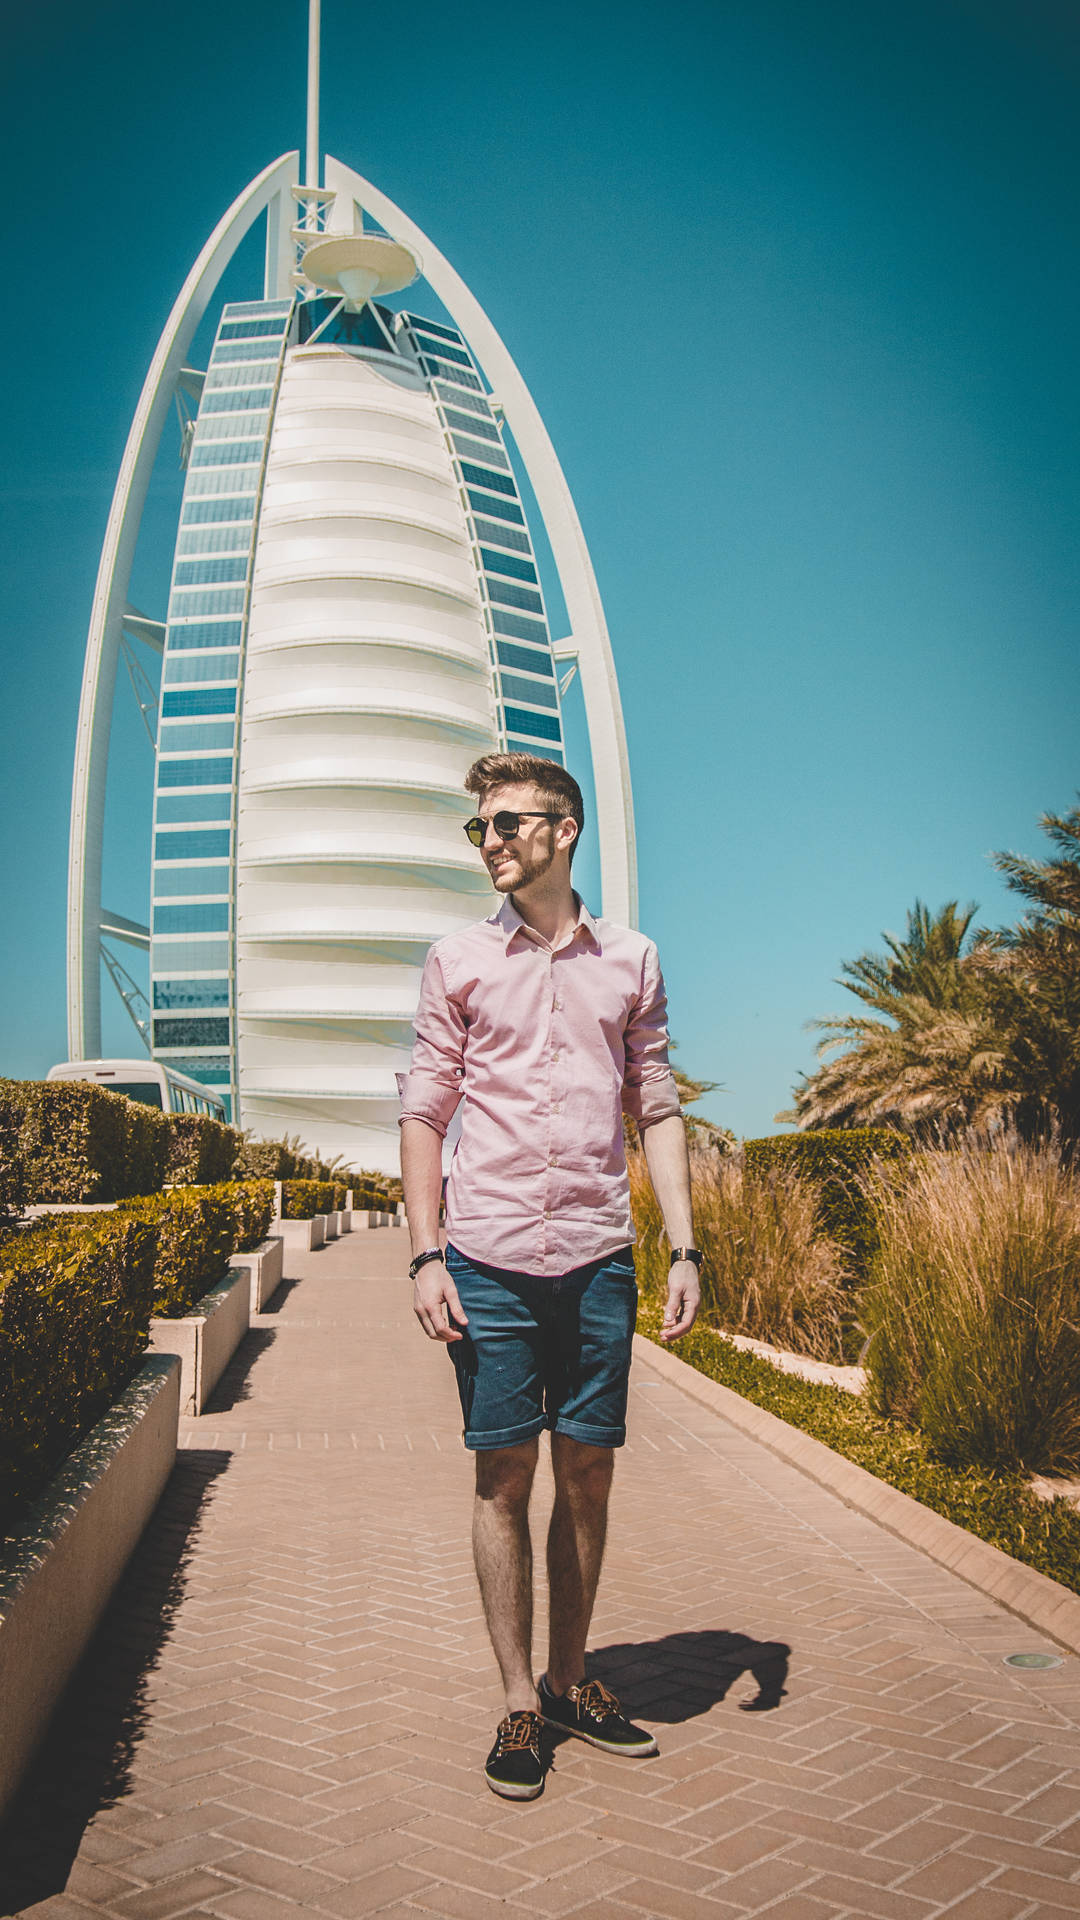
top-left (2, 1232), bottom-right (1079, 1918)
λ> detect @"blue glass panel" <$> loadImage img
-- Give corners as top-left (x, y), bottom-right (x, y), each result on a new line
top-left (185, 466), bottom-right (261, 496)
top-left (150, 936), bottom-right (230, 966)
top-left (202, 388), bottom-right (274, 413)
top-left (155, 793), bottom-right (232, 824)
top-left (159, 721), bottom-right (235, 751)
top-left (181, 497), bottom-right (255, 524)
top-left (500, 672), bottom-right (559, 710)
top-left (435, 383), bottom-right (490, 416)
top-left (422, 358), bottom-right (483, 392)
top-left (506, 738), bottom-right (564, 765)
top-left (153, 1055), bottom-right (232, 1084)
top-left (153, 903), bottom-right (230, 933)
top-left (497, 640), bottom-right (554, 676)
top-left (218, 317), bottom-right (289, 339)
top-left (491, 608), bottom-right (548, 643)
top-left (154, 979), bottom-right (230, 1009)
top-left (212, 340), bottom-right (284, 365)
top-left (481, 547), bottom-right (539, 584)
top-left (196, 414), bottom-right (268, 442)
top-left (407, 315), bottom-right (461, 342)
top-left (173, 558), bottom-right (248, 586)
top-left (155, 829), bottom-right (231, 861)
top-left (153, 865), bottom-right (230, 898)
top-left (167, 587), bottom-right (246, 617)
top-left (297, 297), bottom-right (397, 350)
top-left (444, 408), bottom-right (500, 443)
top-left (166, 620), bottom-right (243, 649)
top-left (189, 440), bottom-right (265, 467)
top-left (223, 299), bottom-right (292, 319)
top-left (177, 527), bottom-right (251, 556)
top-left (206, 361), bottom-right (278, 386)
top-left (473, 518), bottom-right (531, 554)
top-left (164, 652), bottom-right (240, 684)
top-left (454, 435), bottom-right (509, 470)
top-left (416, 335), bottom-right (470, 366)
top-left (467, 489), bottom-right (524, 526)
top-left (459, 462), bottom-right (515, 498)
top-left (487, 579), bottom-right (544, 615)
top-left (157, 758), bottom-right (233, 789)
top-left (161, 687), bottom-right (237, 718)
top-left (502, 706), bottom-right (562, 742)
top-left (152, 1015), bottom-right (231, 1048)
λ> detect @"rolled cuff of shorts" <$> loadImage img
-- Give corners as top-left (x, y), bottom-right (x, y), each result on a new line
top-left (624, 1069), bottom-right (682, 1129)
top-left (398, 1072), bottom-right (462, 1138)
top-left (463, 1413), bottom-right (547, 1451)
top-left (551, 1414), bottom-right (627, 1448)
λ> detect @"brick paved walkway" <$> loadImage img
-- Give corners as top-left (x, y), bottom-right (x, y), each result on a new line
top-left (3, 1230), bottom-right (1080, 1919)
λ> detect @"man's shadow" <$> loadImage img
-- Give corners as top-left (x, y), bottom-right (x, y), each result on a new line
top-left (589, 1629), bottom-right (791, 1719)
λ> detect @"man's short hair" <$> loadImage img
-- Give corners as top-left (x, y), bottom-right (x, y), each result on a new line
top-left (464, 752), bottom-right (584, 864)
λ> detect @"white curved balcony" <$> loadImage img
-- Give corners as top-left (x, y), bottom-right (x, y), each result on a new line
top-left (238, 757), bottom-right (473, 797)
top-left (244, 625), bottom-right (488, 669)
top-left (238, 1067), bottom-right (403, 1097)
top-left (237, 903), bottom-right (487, 943)
top-left (238, 826), bottom-right (480, 868)
top-left (242, 685), bottom-right (493, 735)
top-left (238, 987), bottom-right (419, 1019)
top-left (258, 503), bottom-right (467, 544)
top-left (250, 555), bottom-right (482, 608)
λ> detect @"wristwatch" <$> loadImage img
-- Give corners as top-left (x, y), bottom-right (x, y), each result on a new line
top-left (409, 1247), bottom-right (445, 1281)
top-left (669, 1247), bottom-right (703, 1269)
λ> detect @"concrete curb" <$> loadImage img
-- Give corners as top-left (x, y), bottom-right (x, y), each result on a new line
top-left (148, 1268), bottom-right (250, 1415)
top-left (0, 1353), bottom-right (181, 1818)
top-left (227, 1234), bottom-right (284, 1314)
top-left (633, 1332), bottom-right (1080, 1658)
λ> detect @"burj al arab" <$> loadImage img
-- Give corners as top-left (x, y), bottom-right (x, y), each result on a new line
top-left (66, 1), bottom-right (637, 1171)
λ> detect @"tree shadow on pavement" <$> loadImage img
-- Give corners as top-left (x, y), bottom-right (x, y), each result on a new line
top-left (0, 1449), bottom-right (231, 1915)
top-left (590, 1628), bottom-right (791, 1719)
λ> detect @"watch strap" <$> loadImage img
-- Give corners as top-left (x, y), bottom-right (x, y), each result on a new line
top-left (409, 1247), bottom-right (445, 1281)
top-left (669, 1247), bottom-right (703, 1269)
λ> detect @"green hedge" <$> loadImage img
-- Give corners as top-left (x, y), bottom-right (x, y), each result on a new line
top-left (637, 1299), bottom-right (1080, 1597)
top-left (0, 1094), bottom-right (26, 1239)
top-left (229, 1179), bottom-right (275, 1252)
top-left (119, 1180), bottom-right (271, 1317)
top-left (0, 1078), bottom-right (171, 1203)
top-left (165, 1114), bottom-right (243, 1186)
top-left (744, 1129), bottom-right (912, 1280)
top-left (0, 1213), bottom-right (157, 1526)
top-left (350, 1181), bottom-right (391, 1210)
top-left (281, 1179), bottom-right (338, 1220)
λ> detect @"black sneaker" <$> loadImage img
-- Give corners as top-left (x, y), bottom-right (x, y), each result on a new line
top-left (538, 1674), bottom-right (658, 1756)
top-left (484, 1709), bottom-right (545, 1799)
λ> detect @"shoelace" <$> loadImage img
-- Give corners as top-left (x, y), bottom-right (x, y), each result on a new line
top-left (575, 1679), bottom-right (621, 1722)
top-left (497, 1710), bottom-right (540, 1753)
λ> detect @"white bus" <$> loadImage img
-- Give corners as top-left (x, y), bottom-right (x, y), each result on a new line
top-left (47, 1059), bottom-right (227, 1121)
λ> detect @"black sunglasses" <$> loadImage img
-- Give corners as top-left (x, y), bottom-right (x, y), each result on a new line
top-left (463, 810), bottom-right (563, 847)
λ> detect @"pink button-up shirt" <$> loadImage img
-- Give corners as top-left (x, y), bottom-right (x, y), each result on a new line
top-left (398, 895), bottom-right (681, 1276)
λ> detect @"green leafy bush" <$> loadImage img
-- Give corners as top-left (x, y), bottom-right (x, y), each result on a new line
top-left (637, 1298), bottom-right (1080, 1597)
top-left (629, 1148), bottom-right (847, 1360)
top-left (228, 1179), bottom-right (275, 1252)
top-left (281, 1179), bottom-right (337, 1220)
top-left (0, 1095), bottom-right (26, 1240)
top-left (0, 1213), bottom-right (156, 1526)
top-left (0, 1078), bottom-right (171, 1203)
top-left (333, 1182), bottom-right (347, 1212)
top-left (165, 1115), bottom-right (243, 1186)
top-left (121, 1184), bottom-right (236, 1317)
top-left (744, 1128), bottom-right (912, 1281)
top-left (862, 1137), bottom-right (1080, 1474)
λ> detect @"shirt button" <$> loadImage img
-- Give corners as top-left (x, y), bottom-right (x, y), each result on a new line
top-left (544, 1208), bottom-right (552, 1219)
top-left (553, 999), bottom-right (562, 1010)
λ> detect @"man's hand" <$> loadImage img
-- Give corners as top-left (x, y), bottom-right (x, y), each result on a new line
top-left (413, 1261), bottom-right (469, 1343)
top-left (660, 1258), bottom-right (700, 1342)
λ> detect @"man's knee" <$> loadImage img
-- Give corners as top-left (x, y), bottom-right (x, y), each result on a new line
top-left (551, 1434), bottom-right (614, 1503)
top-left (475, 1438), bottom-right (539, 1512)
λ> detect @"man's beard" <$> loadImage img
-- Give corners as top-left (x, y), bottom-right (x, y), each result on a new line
top-left (490, 837), bottom-right (556, 892)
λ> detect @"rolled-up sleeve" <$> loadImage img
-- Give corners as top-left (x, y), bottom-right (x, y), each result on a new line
top-left (398, 946), bottom-right (467, 1138)
top-left (621, 941), bottom-right (682, 1129)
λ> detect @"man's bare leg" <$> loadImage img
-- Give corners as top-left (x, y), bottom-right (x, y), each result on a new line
top-left (473, 1439), bottom-right (540, 1713)
top-left (545, 1433), bottom-right (614, 1694)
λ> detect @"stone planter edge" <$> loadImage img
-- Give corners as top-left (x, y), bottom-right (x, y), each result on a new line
top-left (148, 1267), bottom-right (250, 1415)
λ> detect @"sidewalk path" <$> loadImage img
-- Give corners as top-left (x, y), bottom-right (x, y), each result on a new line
top-left (4, 1230), bottom-right (1080, 1919)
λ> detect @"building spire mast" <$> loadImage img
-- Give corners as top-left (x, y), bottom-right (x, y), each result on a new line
top-left (306, 0), bottom-right (321, 191)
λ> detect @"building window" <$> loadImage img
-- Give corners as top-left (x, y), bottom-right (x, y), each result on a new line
top-left (435, 383), bottom-right (490, 417)
top-left (166, 619), bottom-right (244, 650)
top-left (218, 317), bottom-right (290, 340)
top-left (202, 388), bottom-right (274, 414)
top-left (155, 829), bottom-right (231, 861)
top-left (152, 864), bottom-right (230, 899)
top-left (161, 687), bottom-right (237, 719)
top-left (185, 467), bottom-right (262, 496)
top-left (164, 652), bottom-right (240, 685)
top-left (173, 558), bottom-right (248, 586)
top-left (181, 496), bottom-right (255, 525)
top-left (481, 547), bottom-right (539, 585)
top-left (496, 639), bottom-right (554, 676)
top-left (500, 672), bottom-right (559, 710)
top-left (453, 434), bottom-right (510, 470)
top-left (443, 408), bottom-right (500, 444)
top-left (473, 517), bottom-right (531, 554)
top-left (415, 335), bottom-right (471, 367)
top-left (177, 527), bottom-right (251, 557)
top-left (503, 707), bottom-right (562, 743)
top-left (150, 937), bottom-right (231, 968)
top-left (209, 341), bottom-right (283, 366)
top-left (189, 441), bottom-right (265, 468)
top-left (491, 608), bottom-right (549, 643)
top-left (152, 1015), bottom-right (231, 1048)
top-left (157, 757), bottom-right (234, 789)
top-left (459, 462), bottom-right (516, 498)
top-left (153, 903), bottom-right (231, 934)
top-left (422, 358), bottom-right (483, 392)
top-left (467, 489), bottom-right (524, 527)
top-left (153, 979), bottom-right (230, 1010)
top-left (487, 579), bottom-right (544, 616)
top-left (206, 361), bottom-right (278, 389)
top-left (167, 588), bottom-right (246, 617)
top-left (408, 315), bottom-right (462, 343)
top-left (158, 721), bottom-right (236, 752)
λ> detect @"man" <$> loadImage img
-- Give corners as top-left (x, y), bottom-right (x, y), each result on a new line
top-left (399, 752), bottom-right (700, 1799)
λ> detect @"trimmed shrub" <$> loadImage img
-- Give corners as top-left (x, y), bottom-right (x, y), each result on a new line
top-left (165, 1115), bottom-right (243, 1186)
top-left (0, 1213), bottom-right (156, 1525)
top-left (636, 1297), bottom-right (1080, 1597)
top-left (333, 1182), bottom-right (347, 1212)
top-left (229, 1179), bottom-right (275, 1252)
top-left (0, 1095), bottom-right (26, 1240)
top-left (121, 1184), bottom-right (236, 1318)
top-left (629, 1148), bottom-right (847, 1361)
top-left (0, 1078), bottom-right (171, 1203)
top-left (744, 1128), bottom-right (913, 1281)
top-left (281, 1179), bottom-right (337, 1220)
top-left (862, 1137), bottom-right (1080, 1474)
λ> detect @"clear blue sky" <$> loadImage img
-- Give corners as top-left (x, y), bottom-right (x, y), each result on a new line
top-left (1, 0), bottom-right (1077, 1137)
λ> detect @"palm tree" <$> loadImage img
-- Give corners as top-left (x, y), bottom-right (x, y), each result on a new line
top-left (984, 802), bottom-right (1080, 1145)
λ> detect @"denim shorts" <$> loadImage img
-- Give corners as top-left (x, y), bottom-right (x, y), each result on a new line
top-left (444, 1242), bottom-right (638, 1451)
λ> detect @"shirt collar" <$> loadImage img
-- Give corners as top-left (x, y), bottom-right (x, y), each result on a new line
top-left (493, 893), bottom-right (601, 952)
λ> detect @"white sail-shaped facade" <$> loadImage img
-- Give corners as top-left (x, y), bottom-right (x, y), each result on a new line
top-left (68, 155), bottom-right (637, 1174)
